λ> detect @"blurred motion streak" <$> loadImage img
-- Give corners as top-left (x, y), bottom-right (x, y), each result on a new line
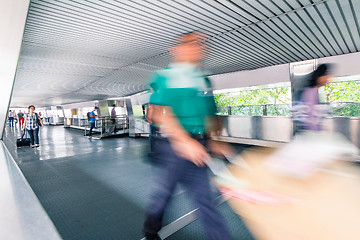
top-left (213, 131), bottom-right (360, 240)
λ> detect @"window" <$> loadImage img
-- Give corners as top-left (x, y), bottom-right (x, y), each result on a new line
top-left (325, 75), bottom-right (360, 117)
top-left (214, 83), bottom-right (291, 116)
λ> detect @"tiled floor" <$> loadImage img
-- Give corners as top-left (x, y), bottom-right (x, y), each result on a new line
top-left (4, 125), bottom-right (253, 240)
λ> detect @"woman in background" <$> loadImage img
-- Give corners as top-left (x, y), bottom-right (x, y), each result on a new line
top-left (23, 105), bottom-right (44, 148)
top-left (300, 64), bottom-right (333, 131)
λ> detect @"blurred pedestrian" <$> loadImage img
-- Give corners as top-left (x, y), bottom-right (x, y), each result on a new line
top-left (39, 112), bottom-right (43, 121)
top-left (111, 104), bottom-right (116, 124)
top-left (17, 110), bottom-right (24, 127)
top-left (8, 110), bottom-right (16, 127)
top-left (300, 64), bottom-right (333, 131)
top-left (88, 106), bottom-right (98, 137)
top-left (147, 82), bottom-right (163, 152)
top-left (23, 105), bottom-right (44, 148)
top-left (143, 32), bottom-right (232, 240)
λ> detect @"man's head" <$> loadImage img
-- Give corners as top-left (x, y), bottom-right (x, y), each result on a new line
top-left (112, 104), bottom-right (116, 108)
top-left (19, 110), bottom-right (21, 112)
top-left (9, 110), bottom-right (12, 112)
top-left (171, 31), bottom-right (205, 64)
top-left (28, 105), bottom-right (35, 113)
top-left (94, 107), bottom-right (98, 111)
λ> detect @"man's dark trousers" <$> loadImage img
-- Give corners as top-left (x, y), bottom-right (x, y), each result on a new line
top-left (89, 122), bottom-right (95, 136)
top-left (143, 136), bottom-right (231, 240)
top-left (27, 128), bottom-right (39, 145)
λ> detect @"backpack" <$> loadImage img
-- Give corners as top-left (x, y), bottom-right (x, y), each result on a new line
top-left (35, 113), bottom-right (42, 127)
top-left (87, 112), bottom-right (91, 120)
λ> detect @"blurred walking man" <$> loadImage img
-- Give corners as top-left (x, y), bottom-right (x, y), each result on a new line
top-left (17, 110), bottom-right (24, 127)
top-left (8, 110), bottom-right (16, 127)
top-left (88, 107), bottom-right (98, 137)
top-left (143, 32), bottom-right (232, 240)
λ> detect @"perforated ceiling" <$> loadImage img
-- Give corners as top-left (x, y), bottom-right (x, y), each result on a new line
top-left (11, 0), bottom-right (360, 107)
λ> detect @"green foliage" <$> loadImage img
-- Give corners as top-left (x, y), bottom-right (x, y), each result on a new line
top-left (325, 81), bottom-right (360, 103)
top-left (215, 81), bottom-right (360, 117)
top-left (214, 87), bottom-right (291, 107)
top-left (325, 81), bottom-right (360, 117)
top-left (266, 104), bottom-right (291, 116)
top-left (331, 103), bottom-right (360, 117)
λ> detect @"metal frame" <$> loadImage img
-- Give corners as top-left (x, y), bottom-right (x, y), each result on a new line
top-left (10, 0), bottom-right (360, 107)
top-left (82, 115), bottom-right (129, 139)
top-left (0, 0), bottom-right (31, 139)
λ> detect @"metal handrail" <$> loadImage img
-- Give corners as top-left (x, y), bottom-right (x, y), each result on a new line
top-left (217, 104), bottom-right (291, 116)
top-left (84, 115), bottom-right (129, 138)
top-left (217, 102), bottom-right (360, 117)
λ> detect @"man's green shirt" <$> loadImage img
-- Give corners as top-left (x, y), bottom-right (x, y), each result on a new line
top-left (148, 62), bottom-right (216, 134)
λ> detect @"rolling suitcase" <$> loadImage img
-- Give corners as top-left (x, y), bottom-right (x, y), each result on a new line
top-left (17, 130), bottom-right (30, 147)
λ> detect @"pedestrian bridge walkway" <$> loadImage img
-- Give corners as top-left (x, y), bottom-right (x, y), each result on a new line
top-left (3, 125), bottom-right (253, 240)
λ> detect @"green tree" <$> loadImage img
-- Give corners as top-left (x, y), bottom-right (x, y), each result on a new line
top-left (214, 81), bottom-right (360, 117)
top-left (325, 81), bottom-right (360, 117)
top-left (325, 81), bottom-right (360, 103)
top-left (214, 87), bottom-right (291, 107)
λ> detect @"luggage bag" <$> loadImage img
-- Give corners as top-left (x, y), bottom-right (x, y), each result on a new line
top-left (17, 131), bottom-right (30, 147)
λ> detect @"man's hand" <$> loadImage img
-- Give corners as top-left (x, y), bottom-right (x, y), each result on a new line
top-left (208, 140), bottom-right (235, 158)
top-left (151, 105), bottom-right (211, 167)
top-left (171, 137), bottom-right (210, 167)
top-left (206, 116), bottom-right (223, 136)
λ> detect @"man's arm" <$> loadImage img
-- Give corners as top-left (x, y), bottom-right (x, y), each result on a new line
top-left (36, 114), bottom-right (44, 127)
top-left (23, 117), bottom-right (27, 130)
top-left (38, 117), bottom-right (44, 127)
top-left (147, 105), bottom-right (154, 124)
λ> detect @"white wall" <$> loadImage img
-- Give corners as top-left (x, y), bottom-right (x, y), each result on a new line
top-left (62, 101), bottom-right (98, 109)
top-left (130, 92), bottom-right (151, 105)
top-left (209, 63), bottom-right (290, 90)
top-left (0, 0), bottom-right (30, 138)
top-left (318, 52), bottom-right (360, 76)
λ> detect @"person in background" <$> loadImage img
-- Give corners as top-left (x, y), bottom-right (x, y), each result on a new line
top-left (300, 64), bottom-right (333, 131)
top-left (111, 104), bottom-right (116, 124)
top-left (23, 105), bottom-right (44, 148)
top-left (147, 82), bottom-right (162, 152)
top-left (88, 107), bottom-right (98, 137)
top-left (17, 110), bottom-right (24, 127)
top-left (142, 31), bottom-right (232, 240)
top-left (8, 110), bottom-right (16, 127)
top-left (110, 104), bottom-right (117, 133)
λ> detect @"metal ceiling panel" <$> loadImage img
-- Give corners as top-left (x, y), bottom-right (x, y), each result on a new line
top-left (11, 0), bottom-right (360, 107)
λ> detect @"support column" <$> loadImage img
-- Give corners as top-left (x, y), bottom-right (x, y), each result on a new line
top-left (126, 98), bottom-right (136, 137)
top-left (290, 60), bottom-right (317, 135)
top-left (0, 0), bottom-right (30, 139)
top-left (290, 60), bottom-right (317, 103)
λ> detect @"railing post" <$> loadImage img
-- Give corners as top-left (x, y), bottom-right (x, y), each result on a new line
top-left (228, 106), bottom-right (232, 115)
top-left (101, 119), bottom-right (103, 138)
top-left (263, 105), bottom-right (267, 116)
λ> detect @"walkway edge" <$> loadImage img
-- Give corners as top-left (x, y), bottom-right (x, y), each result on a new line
top-left (0, 141), bottom-right (62, 240)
